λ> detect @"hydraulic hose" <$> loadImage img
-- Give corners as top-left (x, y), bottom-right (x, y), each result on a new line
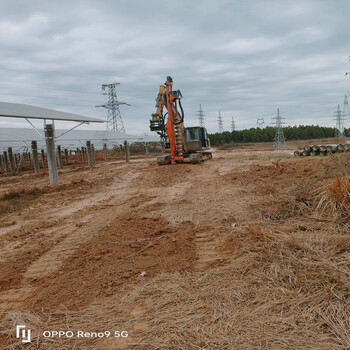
top-left (174, 100), bottom-right (184, 125)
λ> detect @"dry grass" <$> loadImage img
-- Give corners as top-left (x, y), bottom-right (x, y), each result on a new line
top-left (0, 202), bottom-right (14, 215)
top-left (0, 187), bottom-right (50, 215)
top-left (2, 223), bottom-right (350, 349)
top-left (2, 153), bottom-right (350, 349)
top-left (0, 179), bottom-right (88, 215)
top-left (1, 187), bottom-right (48, 201)
top-left (317, 176), bottom-right (350, 221)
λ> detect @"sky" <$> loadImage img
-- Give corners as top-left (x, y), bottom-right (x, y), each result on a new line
top-left (0, 0), bottom-right (349, 134)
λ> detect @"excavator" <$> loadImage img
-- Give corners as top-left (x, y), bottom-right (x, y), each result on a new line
top-left (149, 76), bottom-right (212, 165)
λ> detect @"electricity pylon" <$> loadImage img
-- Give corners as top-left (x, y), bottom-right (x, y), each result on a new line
top-left (256, 117), bottom-right (265, 128)
top-left (197, 104), bottom-right (205, 127)
top-left (343, 95), bottom-right (350, 126)
top-left (231, 117), bottom-right (236, 131)
top-left (334, 104), bottom-right (345, 137)
top-left (272, 108), bottom-right (287, 150)
top-left (96, 82), bottom-right (130, 133)
top-left (218, 111), bottom-right (223, 133)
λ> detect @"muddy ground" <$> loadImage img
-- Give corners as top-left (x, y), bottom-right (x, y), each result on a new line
top-left (0, 139), bottom-right (350, 349)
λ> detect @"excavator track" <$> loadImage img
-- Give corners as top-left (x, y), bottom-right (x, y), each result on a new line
top-left (189, 152), bottom-right (212, 164)
top-left (157, 155), bottom-right (171, 165)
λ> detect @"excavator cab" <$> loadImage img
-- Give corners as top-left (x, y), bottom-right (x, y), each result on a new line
top-left (184, 127), bottom-right (210, 152)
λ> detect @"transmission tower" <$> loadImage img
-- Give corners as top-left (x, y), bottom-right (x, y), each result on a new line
top-left (231, 117), bottom-right (236, 131)
top-left (218, 111), bottom-right (224, 133)
top-left (343, 95), bottom-right (350, 125)
top-left (256, 117), bottom-right (265, 128)
top-left (96, 83), bottom-right (130, 133)
top-left (334, 104), bottom-right (345, 137)
top-left (272, 108), bottom-right (287, 150)
top-left (196, 104), bottom-right (205, 127)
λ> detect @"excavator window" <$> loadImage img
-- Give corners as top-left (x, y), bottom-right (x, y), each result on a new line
top-left (199, 128), bottom-right (208, 147)
top-left (186, 128), bottom-right (199, 141)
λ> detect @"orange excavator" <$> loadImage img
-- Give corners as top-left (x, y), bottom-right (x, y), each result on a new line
top-left (149, 76), bottom-right (212, 165)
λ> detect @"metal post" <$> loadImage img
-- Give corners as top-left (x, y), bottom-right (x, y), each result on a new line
top-left (18, 153), bottom-right (24, 171)
top-left (124, 140), bottom-right (130, 162)
top-left (18, 153), bottom-right (22, 168)
top-left (41, 149), bottom-right (45, 168)
top-left (3, 151), bottom-right (9, 172)
top-left (81, 147), bottom-right (86, 163)
top-left (56, 145), bottom-right (63, 168)
top-left (14, 153), bottom-right (18, 170)
top-left (145, 142), bottom-right (149, 157)
top-left (28, 152), bottom-right (32, 166)
top-left (103, 143), bottom-right (108, 160)
top-left (44, 124), bottom-right (59, 186)
top-left (86, 141), bottom-right (93, 168)
top-left (31, 141), bottom-right (40, 174)
top-left (8, 147), bottom-right (15, 173)
top-left (64, 148), bottom-right (69, 164)
top-left (0, 155), bottom-right (4, 171)
top-left (92, 144), bottom-right (95, 163)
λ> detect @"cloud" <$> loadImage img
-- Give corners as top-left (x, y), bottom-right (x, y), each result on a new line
top-left (218, 37), bottom-right (281, 55)
top-left (0, 0), bottom-right (349, 135)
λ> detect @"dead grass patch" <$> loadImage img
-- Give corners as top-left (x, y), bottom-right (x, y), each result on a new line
top-left (0, 179), bottom-right (89, 216)
top-left (2, 148), bottom-right (350, 349)
top-left (317, 176), bottom-right (350, 221)
top-left (2, 223), bottom-right (350, 349)
top-left (1, 187), bottom-right (48, 201)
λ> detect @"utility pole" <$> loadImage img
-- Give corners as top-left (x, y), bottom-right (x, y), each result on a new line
top-left (256, 117), bottom-right (265, 128)
top-left (272, 108), bottom-right (287, 150)
top-left (197, 104), bottom-right (205, 127)
top-left (218, 111), bottom-right (223, 133)
top-left (231, 117), bottom-right (236, 131)
top-left (334, 104), bottom-right (345, 137)
top-left (96, 83), bottom-right (130, 133)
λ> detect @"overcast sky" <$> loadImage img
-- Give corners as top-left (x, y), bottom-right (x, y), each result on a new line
top-left (0, 0), bottom-right (349, 134)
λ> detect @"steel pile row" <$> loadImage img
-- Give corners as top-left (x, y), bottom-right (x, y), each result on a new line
top-left (294, 143), bottom-right (350, 157)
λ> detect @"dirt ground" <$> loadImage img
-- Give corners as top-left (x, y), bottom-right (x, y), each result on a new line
top-left (0, 139), bottom-right (350, 349)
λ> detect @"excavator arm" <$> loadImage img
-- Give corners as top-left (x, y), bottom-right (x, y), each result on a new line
top-left (150, 76), bottom-right (184, 164)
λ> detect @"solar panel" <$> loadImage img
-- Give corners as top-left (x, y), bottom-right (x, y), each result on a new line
top-left (0, 128), bottom-right (160, 152)
top-left (0, 102), bottom-right (104, 123)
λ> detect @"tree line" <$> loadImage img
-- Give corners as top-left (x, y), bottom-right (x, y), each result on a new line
top-left (208, 125), bottom-right (349, 146)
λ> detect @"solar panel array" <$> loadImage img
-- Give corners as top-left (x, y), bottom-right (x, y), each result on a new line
top-left (0, 102), bottom-right (104, 123)
top-left (0, 128), bottom-right (160, 152)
